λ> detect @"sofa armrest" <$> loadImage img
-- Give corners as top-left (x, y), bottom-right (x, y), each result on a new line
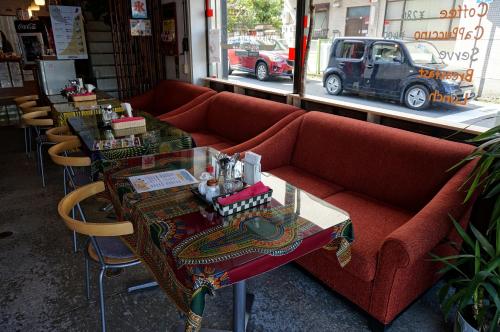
top-left (158, 91), bottom-right (217, 119)
top-left (248, 115), bottom-right (304, 171)
top-left (222, 111), bottom-right (305, 156)
top-left (129, 89), bottom-right (156, 111)
top-left (160, 98), bottom-right (211, 133)
top-left (380, 160), bottom-right (476, 268)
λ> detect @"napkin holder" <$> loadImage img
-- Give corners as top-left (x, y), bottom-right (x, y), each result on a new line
top-left (212, 188), bottom-right (273, 217)
top-left (111, 116), bottom-right (146, 130)
top-left (243, 151), bottom-right (261, 185)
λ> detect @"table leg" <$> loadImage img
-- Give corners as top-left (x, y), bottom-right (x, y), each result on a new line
top-left (233, 281), bottom-right (246, 332)
top-left (174, 281), bottom-right (254, 332)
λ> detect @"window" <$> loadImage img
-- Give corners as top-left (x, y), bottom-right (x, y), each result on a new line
top-left (304, 0), bottom-right (500, 131)
top-left (371, 43), bottom-right (401, 63)
top-left (336, 41), bottom-right (365, 59)
top-left (208, 0), bottom-right (500, 132)
top-left (209, 0), bottom-right (296, 90)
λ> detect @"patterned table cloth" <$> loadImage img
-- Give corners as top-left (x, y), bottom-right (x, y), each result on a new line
top-left (106, 148), bottom-right (353, 331)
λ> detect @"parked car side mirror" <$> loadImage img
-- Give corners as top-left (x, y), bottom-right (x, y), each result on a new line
top-left (393, 56), bottom-right (402, 63)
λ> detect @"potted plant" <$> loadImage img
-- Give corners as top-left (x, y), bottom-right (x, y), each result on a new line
top-left (433, 124), bottom-right (500, 332)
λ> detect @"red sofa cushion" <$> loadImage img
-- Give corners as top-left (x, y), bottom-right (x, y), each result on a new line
top-left (269, 165), bottom-right (344, 199)
top-left (324, 191), bottom-right (413, 282)
top-left (291, 112), bottom-right (473, 211)
top-left (131, 80), bottom-right (215, 117)
top-left (206, 92), bottom-right (302, 143)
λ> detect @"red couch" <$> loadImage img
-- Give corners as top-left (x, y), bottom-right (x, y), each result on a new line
top-left (250, 111), bottom-right (476, 328)
top-left (161, 91), bottom-right (305, 153)
top-left (128, 80), bottom-right (216, 117)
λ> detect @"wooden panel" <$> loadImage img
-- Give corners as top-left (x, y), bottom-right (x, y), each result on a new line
top-left (108, 0), bottom-right (166, 100)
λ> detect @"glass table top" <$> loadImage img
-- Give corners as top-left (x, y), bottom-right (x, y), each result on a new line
top-left (52, 98), bottom-right (122, 114)
top-left (46, 90), bottom-right (115, 105)
top-left (68, 111), bottom-right (192, 153)
top-left (106, 147), bottom-right (351, 273)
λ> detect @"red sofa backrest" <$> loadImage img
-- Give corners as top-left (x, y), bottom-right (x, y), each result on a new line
top-left (206, 92), bottom-right (302, 143)
top-left (152, 80), bottom-right (214, 115)
top-left (291, 112), bottom-right (474, 211)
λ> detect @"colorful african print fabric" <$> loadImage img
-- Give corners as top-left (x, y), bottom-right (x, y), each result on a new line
top-left (106, 150), bottom-right (353, 332)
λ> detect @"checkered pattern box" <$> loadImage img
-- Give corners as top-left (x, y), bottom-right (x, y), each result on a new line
top-left (212, 188), bottom-right (273, 217)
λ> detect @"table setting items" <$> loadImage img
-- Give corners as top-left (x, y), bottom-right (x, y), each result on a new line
top-left (62, 78), bottom-right (97, 102)
top-left (196, 151), bottom-right (271, 216)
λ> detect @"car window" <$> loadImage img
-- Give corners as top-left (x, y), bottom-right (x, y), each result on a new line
top-left (371, 43), bottom-right (401, 63)
top-left (335, 41), bottom-right (365, 59)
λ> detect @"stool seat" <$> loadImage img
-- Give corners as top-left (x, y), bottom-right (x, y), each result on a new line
top-left (88, 237), bottom-right (137, 265)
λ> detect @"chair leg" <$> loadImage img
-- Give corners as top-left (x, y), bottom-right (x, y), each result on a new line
top-left (28, 127), bottom-right (32, 158)
top-left (63, 168), bottom-right (67, 195)
top-left (84, 256), bottom-right (91, 300)
top-left (98, 267), bottom-right (107, 332)
top-left (24, 127), bottom-right (29, 157)
top-left (71, 207), bottom-right (78, 253)
top-left (38, 143), bottom-right (46, 187)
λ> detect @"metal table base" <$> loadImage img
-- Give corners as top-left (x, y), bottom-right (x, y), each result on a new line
top-left (175, 281), bottom-right (254, 332)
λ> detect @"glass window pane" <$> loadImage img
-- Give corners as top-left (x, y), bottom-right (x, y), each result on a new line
top-left (386, 1), bottom-right (404, 20)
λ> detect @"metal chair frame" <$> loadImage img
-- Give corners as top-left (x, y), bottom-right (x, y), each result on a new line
top-left (48, 138), bottom-right (90, 253)
top-left (58, 181), bottom-right (141, 332)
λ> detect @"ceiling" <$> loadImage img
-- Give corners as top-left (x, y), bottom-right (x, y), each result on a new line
top-left (0, 1), bottom-right (50, 17)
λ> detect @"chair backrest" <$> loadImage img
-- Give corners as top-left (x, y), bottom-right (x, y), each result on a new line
top-left (206, 91), bottom-right (302, 143)
top-left (58, 181), bottom-right (134, 237)
top-left (22, 106), bottom-right (51, 114)
top-left (48, 139), bottom-right (91, 167)
top-left (151, 80), bottom-right (215, 115)
top-left (22, 110), bottom-right (54, 127)
top-left (14, 95), bottom-right (38, 106)
top-left (290, 111), bottom-right (474, 211)
top-left (18, 101), bottom-right (37, 113)
top-left (46, 126), bottom-right (78, 143)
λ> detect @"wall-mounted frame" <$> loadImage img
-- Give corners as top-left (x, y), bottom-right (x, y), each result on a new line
top-left (131, 0), bottom-right (148, 19)
top-left (18, 33), bottom-right (44, 64)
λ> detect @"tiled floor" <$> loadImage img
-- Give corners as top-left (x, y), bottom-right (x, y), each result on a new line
top-left (0, 127), bottom-right (449, 331)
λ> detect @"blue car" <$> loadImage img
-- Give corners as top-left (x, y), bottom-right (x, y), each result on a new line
top-left (323, 37), bottom-right (476, 110)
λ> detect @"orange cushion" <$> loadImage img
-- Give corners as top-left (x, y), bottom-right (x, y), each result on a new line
top-left (269, 165), bottom-right (344, 199)
top-left (324, 191), bottom-right (413, 282)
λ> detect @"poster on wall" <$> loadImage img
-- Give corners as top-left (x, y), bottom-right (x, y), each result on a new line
top-left (131, 0), bottom-right (148, 19)
top-left (49, 5), bottom-right (88, 59)
top-left (130, 19), bottom-right (151, 36)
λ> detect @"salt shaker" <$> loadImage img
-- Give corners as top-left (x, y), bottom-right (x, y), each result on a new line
top-left (205, 179), bottom-right (219, 203)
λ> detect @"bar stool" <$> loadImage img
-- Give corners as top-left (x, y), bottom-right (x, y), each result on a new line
top-left (21, 109), bottom-right (55, 187)
top-left (57, 181), bottom-right (140, 332)
top-left (48, 139), bottom-right (91, 253)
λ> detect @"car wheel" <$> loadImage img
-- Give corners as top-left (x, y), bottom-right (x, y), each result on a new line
top-left (256, 62), bottom-right (269, 81)
top-left (404, 84), bottom-right (430, 110)
top-left (325, 74), bottom-right (343, 95)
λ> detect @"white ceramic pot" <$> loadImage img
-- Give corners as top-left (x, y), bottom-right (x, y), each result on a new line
top-left (454, 310), bottom-right (479, 332)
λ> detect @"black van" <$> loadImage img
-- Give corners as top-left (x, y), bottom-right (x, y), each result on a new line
top-left (322, 37), bottom-right (475, 110)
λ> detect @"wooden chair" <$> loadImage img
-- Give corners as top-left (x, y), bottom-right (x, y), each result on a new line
top-left (16, 97), bottom-right (39, 156)
top-left (14, 95), bottom-right (39, 105)
top-left (58, 181), bottom-right (140, 332)
top-left (46, 125), bottom-right (78, 143)
top-left (49, 139), bottom-right (91, 252)
top-left (21, 110), bottom-right (55, 187)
